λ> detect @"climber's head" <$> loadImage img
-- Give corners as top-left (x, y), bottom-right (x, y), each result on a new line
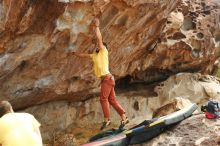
top-left (103, 42), bottom-right (108, 50)
top-left (0, 101), bottom-right (13, 117)
top-left (91, 38), bottom-right (108, 53)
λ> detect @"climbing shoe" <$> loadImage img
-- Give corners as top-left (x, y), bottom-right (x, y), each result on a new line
top-left (119, 117), bottom-right (129, 129)
top-left (100, 120), bottom-right (111, 130)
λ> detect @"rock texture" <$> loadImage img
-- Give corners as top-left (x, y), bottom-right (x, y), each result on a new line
top-left (134, 114), bottom-right (220, 146)
top-left (152, 97), bottom-right (196, 118)
top-left (24, 91), bottom-right (154, 142)
top-left (0, 0), bottom-right (220, 109)
top-left (24, 73), bottom-right (220, 144)
top-left (155, 73), bottom-right (220, 105)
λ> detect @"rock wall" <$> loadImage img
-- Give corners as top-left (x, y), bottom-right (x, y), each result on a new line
top-left (0, 0), bottom-right (219, 109)
top-left (24, 94), bottom-right (152, 142)
top-left (24, 73), bottom-right (220, 144)
top-left (155, 73), bottom-right (220, 104)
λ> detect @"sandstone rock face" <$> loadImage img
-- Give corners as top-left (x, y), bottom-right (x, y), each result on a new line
top-left (134, 114), bottom-right (220, 146)
top-left (24, 73), bottom-right (220, 144)
top-left (24, 93), bottom-right (153, 142)
top-left (152, 97), bottom-right (195, 118)
top-left (155, 73), bottom-right (220, 105)
top-left (0, 0), bottom-right (219, 109)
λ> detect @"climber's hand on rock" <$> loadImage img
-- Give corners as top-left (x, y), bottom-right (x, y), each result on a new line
top-left (92, 18), bottom-right (100, 27)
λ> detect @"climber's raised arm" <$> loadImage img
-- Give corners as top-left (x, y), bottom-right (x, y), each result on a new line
top-left (93, 18), bottom-right (104, 50)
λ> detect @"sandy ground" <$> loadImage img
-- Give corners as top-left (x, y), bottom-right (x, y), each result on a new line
top-left (73, 123), bottom-right (120, 145)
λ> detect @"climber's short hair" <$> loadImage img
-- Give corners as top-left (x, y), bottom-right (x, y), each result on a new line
top-left (92, 38), bottom-right (108, 50)
top-left (103, 42), bottom-right (108, 49)
top-left (0, 101), bottom-right (13, 117)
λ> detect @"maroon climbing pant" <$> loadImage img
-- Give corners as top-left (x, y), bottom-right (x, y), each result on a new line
top-left (100, 74), bottom-right (125, 119)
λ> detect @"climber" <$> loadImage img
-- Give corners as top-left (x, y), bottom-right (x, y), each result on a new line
top-left (201, 99), bottom-right (220, 119)
top-left (68, 18), bottom-right (129, 130)
top-left (0, 101), bottom-right (43, 146)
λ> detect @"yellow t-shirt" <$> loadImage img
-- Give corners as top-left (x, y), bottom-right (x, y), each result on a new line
top-left (0, 113), bottom-right (42, 146)
top-left (90, 47), bottom-right (110, 78)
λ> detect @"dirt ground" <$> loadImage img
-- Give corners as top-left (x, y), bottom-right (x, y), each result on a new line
top-left (73, 123), bottom-right (120, 145)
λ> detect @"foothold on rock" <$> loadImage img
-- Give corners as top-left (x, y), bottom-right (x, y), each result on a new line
top-left (203, 10), bottom-right (211, 15)
top-left (172, 32), bottom-right (186, 40)
top-left (181, 17), bottom-right (196, 31)
top-left (196, 32), bottom-right (204, 39)
top-left (214, 32), bottom-right (220, 42)
top-left (133, 100), bottom-right (140, 111)
top-left (115, 15), bottom-right (128, 26)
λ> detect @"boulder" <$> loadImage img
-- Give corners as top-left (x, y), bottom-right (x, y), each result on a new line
top-left (0, 0), bottom-right (219, 109)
